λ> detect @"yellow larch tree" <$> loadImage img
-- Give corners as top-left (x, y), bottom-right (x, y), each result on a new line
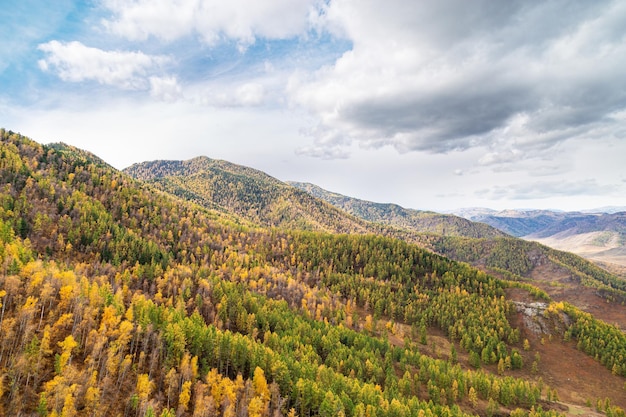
top-left (178, 380), bottom-right (192, 412)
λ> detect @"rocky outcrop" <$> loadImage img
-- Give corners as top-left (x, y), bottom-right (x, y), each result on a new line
top-left (513, 301), bottom-right (572, 336)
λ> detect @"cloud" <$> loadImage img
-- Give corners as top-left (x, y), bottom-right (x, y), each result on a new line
top-left (203, 82), bottom-right (267, 107)
top-left (292, 0), bottom-right (626, 161)
top-left (295, 145), bottom-right (349, 159)
top-left (235, 83), bottom-right (264, 106)
top-left (149, 76), bottom-right (182, 101)
top-left (101, 0), bottom-right (321, 47)
top-left (478, 149), bottom-right (523, 166)
top-left (476, 179), bottom-right (621, 200)
top-left (38, 40), bottom-right (173, 91)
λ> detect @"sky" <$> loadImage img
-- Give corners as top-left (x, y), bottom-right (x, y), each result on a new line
top-left (2, 0), bottom-right (626, 212)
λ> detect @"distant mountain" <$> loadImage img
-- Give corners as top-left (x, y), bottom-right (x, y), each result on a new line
top-left (451, 208), bottom-right (572, 237)
top-left (528, 212), bottom-right (626, 238)
top-left (582, 206), bottom-right (626, 214)
top-left (525, 212), bottom-right (626, 268)
top-left (452, 208), bottom-right (626, 267)
top-left (289, 182), bottom-right (506, 239)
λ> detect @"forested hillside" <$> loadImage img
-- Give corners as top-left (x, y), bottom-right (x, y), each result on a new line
top-left (288, 182), bottom-right (505, 239)
top-left (289, 183), bottom-right (626, 304)
top-left (125, 159), bottom-right (626, 306)
top-left (1, 129), bottom-right (625, 417)
top-left (429, 235), bottom-right (626, 303)
top-left (124, 157), bottom-right (372, 234)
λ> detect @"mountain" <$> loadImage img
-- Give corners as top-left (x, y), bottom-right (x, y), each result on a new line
top-left (2, 129), bottom-right (626, 416)
top-left (125, 160), bottom-right (626, 302)
top-left (128, 159), bottom-right (626, 298)
top-left (124, 156), bottom-right (373, 234)
top-left (125, 158), bottom-right (507, 241)
top-left (527, 212), bottom-right (626, 239)
top-left (128, 158), bottom-right (626, 307)
top-left (526, 212), bottom-right (626, 268)
top-left (288, 182), bottom-right (506, 239)
top-left (453, 208), bottom-right (626, 268)
top-left (582, 206), bottom-right (626, 214)
top-left (451, 209), bottom-right (571, 237)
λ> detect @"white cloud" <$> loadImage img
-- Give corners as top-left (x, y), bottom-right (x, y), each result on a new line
top-left (295, 145), bottom-right (349, 160)
top-left (9, 0), bottom-right (626, 212)
top-left (38, 40), bottom-right (171, 90)
top-left (235, 83), bottom-right (264, 106)
top-left (478, 149), bottom-right (523, 166)
top-left (186, 80), bottom-right (272, 108)
top-left (476, 179), bottom-right (622, 200)
top-left (149, 76), bottom-right (182, 101)
top-left (102, 0), bottom-right (321, 47)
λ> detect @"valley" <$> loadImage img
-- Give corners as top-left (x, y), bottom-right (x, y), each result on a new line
top-left (452, 208), bottom-right (626, 268)
top-left (527, 231), bottom-right (626, 269)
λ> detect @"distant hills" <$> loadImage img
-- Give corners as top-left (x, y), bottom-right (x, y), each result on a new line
top-left (453, 208), bottom-right (626, 268)
top-left (450, 208), bottom-right (567, 237)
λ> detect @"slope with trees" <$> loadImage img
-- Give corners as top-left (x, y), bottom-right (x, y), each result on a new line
top-left (290, 183), bottom-right (626, 304)
top-left (289, 182), bottom-right (506, 239)
top-left (124, 157), bottom-right (373, 234)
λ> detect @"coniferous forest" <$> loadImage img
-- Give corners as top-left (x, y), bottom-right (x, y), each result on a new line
top-left (0, 129), bottom-right (625, 417)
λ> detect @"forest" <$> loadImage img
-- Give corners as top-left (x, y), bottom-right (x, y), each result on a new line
top-left (0, 129), bottom-right (625, 417)
top-left (126, 157), bottom-right (626, 305)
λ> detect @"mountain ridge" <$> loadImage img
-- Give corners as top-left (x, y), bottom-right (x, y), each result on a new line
top-left (125, 156), bottom-right (374, 234)
top-left (288, 181), bottom-right (507, 239)
top-left (287, 181), bottom-right (626, 305)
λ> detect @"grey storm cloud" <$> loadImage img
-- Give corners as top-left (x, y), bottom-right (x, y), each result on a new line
top-left (340, 81), bottom-right (533, 152)
top-left (295, 0), bottom-right (626, 160)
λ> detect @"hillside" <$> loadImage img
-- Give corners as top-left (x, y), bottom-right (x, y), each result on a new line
top-left (125, 158), bottom-right (626, 313)
top-left (124, 158), bottom-right (506, 241)
top-left (1, 129), bottom-right (626, 417)
top-left (289, 182), bottom-right (506, 239)
top-left (124, 157), bottom-right (373, 234)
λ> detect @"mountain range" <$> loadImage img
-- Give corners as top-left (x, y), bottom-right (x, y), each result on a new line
top-left (1, 129), bottom-right (626, 416)
top-left (452, 208), bottom-right (626, 269)
top-left (125, 157), bottom-right (626, 308)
